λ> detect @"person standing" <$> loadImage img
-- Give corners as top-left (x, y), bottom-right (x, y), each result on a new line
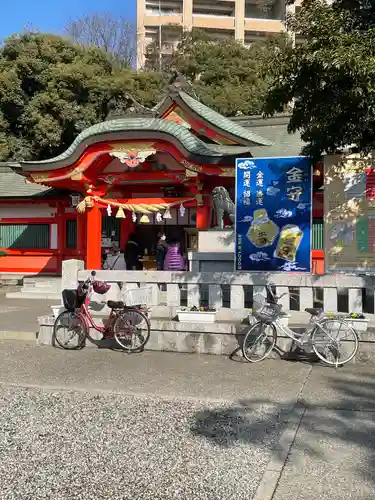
top-left (163, 239), bottom-right (186, 271)
top-left (103, 242), bottom-right (126, 270)
top-left (156, 232), bottom-right (168, 270)
top-left (124, 233), bottom-right (142, 270)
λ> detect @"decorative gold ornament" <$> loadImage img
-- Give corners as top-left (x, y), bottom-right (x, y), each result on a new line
top-left (181, 159), bottom-right (202, 177)
top-left (219, 168), bottom-right (235, 177)
top-left (30, 173), bottom-right (49, 182)
top-left (109, 142), bottom-right (156, 167)
top-left (71, 167), bottom-right (84, 181)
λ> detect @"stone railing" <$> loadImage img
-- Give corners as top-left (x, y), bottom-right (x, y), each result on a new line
top-left (63, 260), bottom-right (375, 315)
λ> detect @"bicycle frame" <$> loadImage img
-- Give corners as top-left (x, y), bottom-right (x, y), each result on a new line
top-left (263, 284), bottom-right (350, 347)
top-left (273, 317), bottom-right (317, 345)
top-left (76, 280), bottom-right (150, 335)
top-left (78, 282), bottom-right (116, 335)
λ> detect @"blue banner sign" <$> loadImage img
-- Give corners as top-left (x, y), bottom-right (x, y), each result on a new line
top-left (235, 157), bottom-right (312, 272)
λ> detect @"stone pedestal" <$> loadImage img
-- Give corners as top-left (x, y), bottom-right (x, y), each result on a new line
top-left (188, 229), bottom-right (235, 272)
top-left (197, 229), bottom-right (234, 252)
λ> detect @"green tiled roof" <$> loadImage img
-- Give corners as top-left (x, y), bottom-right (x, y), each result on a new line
top-left (177, 91), bottom-right (272, 147)
top-left (232, 114), bottom-right (305, 158)
top-left (0, 166), bottom-right (50, 197)
top-left (19, 118), bottom-right (253, 171)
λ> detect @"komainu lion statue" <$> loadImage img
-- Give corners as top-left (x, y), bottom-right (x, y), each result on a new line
top-left (212, 186), bottom-right (235, 229)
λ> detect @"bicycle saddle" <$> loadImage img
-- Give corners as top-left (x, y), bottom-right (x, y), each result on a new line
top-left (107, 300), bottom-right (124, 309)
top-left (305, 307), bottom-right (323, 316)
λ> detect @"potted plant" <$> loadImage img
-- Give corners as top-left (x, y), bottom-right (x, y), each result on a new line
top-left (177, 306), bottom-right (217, 323)
top-left (327, 312), bottom-right (368, 332)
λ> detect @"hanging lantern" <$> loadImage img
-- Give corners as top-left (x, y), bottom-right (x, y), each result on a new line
top-left (163, 208), bottom-right (172, 219)
top-left (179, 203), bottom-right (186, 217)
top-left (70, 194), bottom-right (81, 207)
top-left (156, 212), bottom-right (163, 223)
top-left (116, 207), bottom-right (125, 218)
top-left (139, 214), bottom-right (150, 224)
top-left (132, 212), bottom-right (137, 222)
top-left (106, 204), bottom-right (112, 216)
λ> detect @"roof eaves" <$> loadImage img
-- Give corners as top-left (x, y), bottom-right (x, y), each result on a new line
top-left (17, 118), bottom-right (257, 172)
top-left (176, 91), bottom-right (272, 147)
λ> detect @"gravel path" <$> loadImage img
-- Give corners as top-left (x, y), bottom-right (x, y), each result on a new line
top-left (0, 386), bottom-right (285, 500)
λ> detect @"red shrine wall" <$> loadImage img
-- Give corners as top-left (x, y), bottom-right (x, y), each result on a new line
top-left (0, 200), bottom-right (83, 274)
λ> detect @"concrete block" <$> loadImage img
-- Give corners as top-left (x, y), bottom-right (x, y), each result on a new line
top-left (62, 259), bottom-right (84, 291)
top-left (197, 230), bottom-right (235, 252)
top-left (230, 285), bottom-right (245, 309)
top-left (201, 332), bottom-right (223, 355)
top-left (166, 284), bottom-right (180, 306)
top-left (36, 313), bottom-right (375, 363)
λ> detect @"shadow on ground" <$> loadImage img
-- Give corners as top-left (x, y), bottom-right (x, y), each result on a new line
top-left (191, 370), bottom-right (375, 496)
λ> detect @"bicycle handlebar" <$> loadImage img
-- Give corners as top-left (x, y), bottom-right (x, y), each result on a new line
top-left (81, 271), bottom-right (97, 290)
top-left (266, 285), bottom-right (298, 303)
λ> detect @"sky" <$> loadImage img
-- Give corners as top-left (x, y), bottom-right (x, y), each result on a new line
top-left (0, 0), bottom-right (136, 41)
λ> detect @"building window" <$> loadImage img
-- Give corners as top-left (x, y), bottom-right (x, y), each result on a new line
top-left (102, 216), bottom-right (121, 243)
top-left (65, 219), bottom-right (77, 249)
top-left (312, 219), bottom-right (324, 250)
top-left (0, 224), bottom-right (50, 249)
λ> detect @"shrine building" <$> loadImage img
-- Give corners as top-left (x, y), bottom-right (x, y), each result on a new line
top-left (0, 89), bottom-right (324, 275)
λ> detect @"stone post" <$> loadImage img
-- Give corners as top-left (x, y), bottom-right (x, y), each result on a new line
top-left (61, 259), bottom-right (85, 292)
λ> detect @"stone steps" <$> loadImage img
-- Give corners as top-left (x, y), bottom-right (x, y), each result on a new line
top-left (0, 274), bottom-right (26, 286)
top-left (6, 292), bottom-right (62, 300)
top-left (6, 276), bottom-right (62, 300)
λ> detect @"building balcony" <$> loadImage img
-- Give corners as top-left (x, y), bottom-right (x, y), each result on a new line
top-left (244, 17), bottom-right (283, 33)
top-left (143, 13), bottom-right (183, 26)
top-left (192, 15), bottom-right (236, 30)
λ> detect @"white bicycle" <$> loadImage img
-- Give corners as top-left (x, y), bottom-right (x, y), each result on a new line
top-left (242, 286), bottom-right (359, 367)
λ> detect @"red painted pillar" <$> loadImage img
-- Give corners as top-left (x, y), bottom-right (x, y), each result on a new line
top-left (77, 212), bottom-right (86, 261)
top-left (56, 203), bottom-right (65, 273)
top-left (196, 205), bottom-right (211, 229)
top-left (86, 205), bottom-right (102, 270)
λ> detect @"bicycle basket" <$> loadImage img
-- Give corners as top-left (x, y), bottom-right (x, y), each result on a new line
top-left (62, 289), bottom-right (85, 311)
top-left (123, 287), bottom-right (154, 307)
top-left (252, 301), bottom-right (282, 323)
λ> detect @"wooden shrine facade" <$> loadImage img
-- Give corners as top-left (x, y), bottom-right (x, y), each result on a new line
top-left (0, 89), bottom-right (324, 274)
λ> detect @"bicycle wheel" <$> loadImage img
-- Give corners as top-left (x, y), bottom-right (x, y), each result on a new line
top-left (53, 310), bottom-right (87, 350)
top-left (113, 309), bottom-right (151, 352)
top-left (242, 321), bottom-right (277, 363)
top-left (311, 318), bottom-right (359, 366)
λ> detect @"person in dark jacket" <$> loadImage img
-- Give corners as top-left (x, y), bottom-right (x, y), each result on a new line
top-left (124, 233), bottom-right (142, 270)
top-left (156, 232), bottom-right (168, 270)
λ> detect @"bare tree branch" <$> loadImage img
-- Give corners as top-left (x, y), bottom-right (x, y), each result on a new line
top-left (65, 12), bottom-right (136, 67)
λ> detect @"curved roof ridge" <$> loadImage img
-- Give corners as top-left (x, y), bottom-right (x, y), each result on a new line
top-left (177, 91), bottom-right (272, 147)
top-left (19, 117), bottom-right (253, 171)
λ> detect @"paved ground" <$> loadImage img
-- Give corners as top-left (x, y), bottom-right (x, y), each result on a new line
top-left (0, 291), bottom-right (54, 336)
top-left (0, 342), bottom-right (375, 500)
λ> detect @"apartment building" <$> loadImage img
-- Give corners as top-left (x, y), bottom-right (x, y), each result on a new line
top-left (137, 0), bottom-right (301, 69)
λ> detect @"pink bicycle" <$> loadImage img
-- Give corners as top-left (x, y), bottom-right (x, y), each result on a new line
top-left (53, 271), bottom-right (151, 352)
